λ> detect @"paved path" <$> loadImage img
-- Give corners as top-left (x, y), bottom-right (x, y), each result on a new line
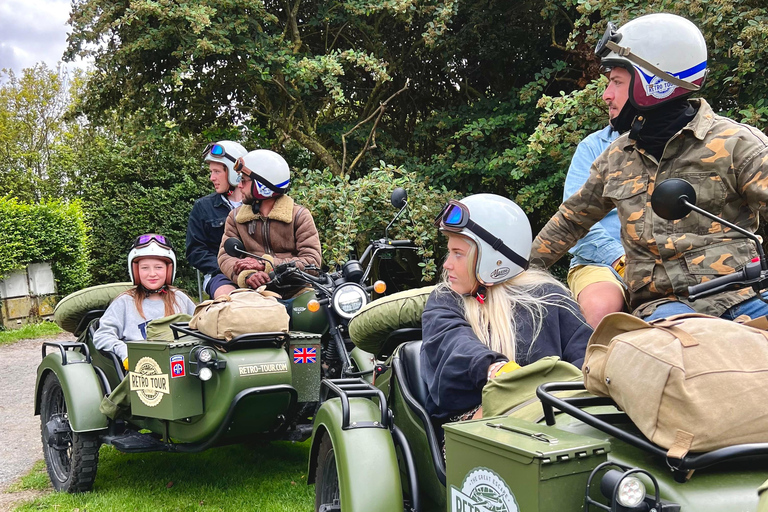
top-left (0, 333), bottom-right (72, 495)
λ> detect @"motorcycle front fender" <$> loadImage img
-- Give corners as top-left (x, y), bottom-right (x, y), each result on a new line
top-left (35, 351), bottom-right (108, 433)
top-left (308, 397), bottom-right (403, 512)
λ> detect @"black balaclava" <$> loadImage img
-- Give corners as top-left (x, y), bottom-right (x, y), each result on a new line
top-left (612, 97), bottom-right (698, 161)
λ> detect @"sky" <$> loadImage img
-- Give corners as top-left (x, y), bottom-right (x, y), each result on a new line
top-left (0, 0), bottom-right (89, 76)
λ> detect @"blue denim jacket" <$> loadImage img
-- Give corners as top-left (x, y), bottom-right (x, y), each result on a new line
top-left (563, 125), bottom-right (623, 270)
top-left (185, 193), bottom-right (235, 276)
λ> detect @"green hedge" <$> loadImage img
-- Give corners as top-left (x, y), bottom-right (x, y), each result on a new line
top-left (0, 197), bottom-right (89, 295)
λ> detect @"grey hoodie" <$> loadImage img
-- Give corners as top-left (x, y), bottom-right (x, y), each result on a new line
top-left (93, 291), bottom-right (197, 361)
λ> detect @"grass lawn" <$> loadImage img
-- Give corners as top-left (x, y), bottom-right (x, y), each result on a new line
top-left (0, 322), bottom-right (63, 347)
top-left (11, 440), bottom-right (315, 511)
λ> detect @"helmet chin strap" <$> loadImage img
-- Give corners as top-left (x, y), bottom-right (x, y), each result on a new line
top-left (144, 285), bottom-right (168, 294)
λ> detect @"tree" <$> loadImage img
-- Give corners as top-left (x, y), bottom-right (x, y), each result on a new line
top-left (65, 0), bottom-right (574, 178)
top-left (0, 64), bottom-right (87, 202)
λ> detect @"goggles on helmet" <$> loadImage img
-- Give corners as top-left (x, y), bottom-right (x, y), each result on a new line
top-left (203, 143), bottom-right (238, 164)
top-left (595, 22), bottom-right (621, 58)
top-left (133, 234), bottom-right (173, 250)
top-left (234, 158), bottom-right (289, 196)
top-left (434, 201), bottom-right (529, 271)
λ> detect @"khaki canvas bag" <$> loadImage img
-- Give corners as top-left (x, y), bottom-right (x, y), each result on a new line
top-left (189, 289), bottom-right (289, 341)
top-left (583, 312), bottom-right (768, 459)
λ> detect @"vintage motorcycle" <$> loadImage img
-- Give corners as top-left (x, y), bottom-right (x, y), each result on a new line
top-left (35, 188), bottom-right (417, 493)
top-left (307, 179), bottom-right (768, 512)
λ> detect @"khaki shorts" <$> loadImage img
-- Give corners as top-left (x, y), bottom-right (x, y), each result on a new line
top-left (567, 264), bottom-right (628, 302)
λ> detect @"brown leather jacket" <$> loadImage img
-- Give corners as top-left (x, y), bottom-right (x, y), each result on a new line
top-left (217, 195), bottom-right (322, 294)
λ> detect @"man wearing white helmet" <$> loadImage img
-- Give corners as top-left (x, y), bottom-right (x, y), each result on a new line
top-left (217, 149), bottom-right (321, 297)
top-left (532, 13), bottom-right (768, 322)
top-left (421, 194), bottom-right (591, 427)
top-left (186, 140), bottom-right (248, 298)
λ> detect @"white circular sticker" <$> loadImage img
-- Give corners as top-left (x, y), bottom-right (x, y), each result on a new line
top-left (450, 467), bottom-right (519, 512)
top-left (129, 357), bottom-right (170, 407)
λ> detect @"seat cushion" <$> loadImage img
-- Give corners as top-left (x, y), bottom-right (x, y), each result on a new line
top-left (54, 282), bottom-right (133, 333)
top-left (398, 340), bottom-right (429, 409)
top-left (348, 286), bottom-right (433, 357)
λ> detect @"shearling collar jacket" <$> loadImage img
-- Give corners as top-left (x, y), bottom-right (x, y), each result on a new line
top-left (217, 195), bottom-right (322, 294)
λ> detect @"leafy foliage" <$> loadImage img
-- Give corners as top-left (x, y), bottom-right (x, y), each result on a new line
top-left (292, 165), bottom-right (456, 283)
top-left (0, 197), bottom-right (89, 295)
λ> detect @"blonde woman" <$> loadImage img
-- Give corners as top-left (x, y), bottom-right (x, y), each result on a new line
top-left (421, 194), bottom-right (591, 429)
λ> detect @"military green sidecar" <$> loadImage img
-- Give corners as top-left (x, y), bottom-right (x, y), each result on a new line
top-left (308, 317), bottom-right (768, 512)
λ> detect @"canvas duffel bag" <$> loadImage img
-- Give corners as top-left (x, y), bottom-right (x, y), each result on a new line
top-left (583, 312), bottom-right (768, 459)
top-left (189, 288), bottom-right (289, 341)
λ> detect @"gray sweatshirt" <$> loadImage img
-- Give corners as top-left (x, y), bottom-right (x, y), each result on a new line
top-left (92, 291), bottom-right (197, 361)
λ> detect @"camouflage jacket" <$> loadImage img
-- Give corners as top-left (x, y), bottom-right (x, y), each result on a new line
top-left (531, 99), bottom-right (768, 317)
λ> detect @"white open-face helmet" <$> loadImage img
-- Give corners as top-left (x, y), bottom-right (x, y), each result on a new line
top-left (203, 140), bottom-right (248, 187)
top-left (234, 149), bottom-right (291, 200)
top-left (127, 234), bottom-right (177, 288)
top-left (595, 13), bottom-right (707, 110)
top-left (435, 194), bottom-right (531, 286)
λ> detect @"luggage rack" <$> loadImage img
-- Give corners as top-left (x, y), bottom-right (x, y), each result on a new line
top-left (170, 322), bottom-right (289, 347)
top-left (537, 382), bottom-right (768, 480)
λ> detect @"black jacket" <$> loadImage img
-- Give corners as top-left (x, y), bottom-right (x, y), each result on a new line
top-left (186, 193), bottom-right (235, 275)
top-left (420, 284), bottom-right (591, 423)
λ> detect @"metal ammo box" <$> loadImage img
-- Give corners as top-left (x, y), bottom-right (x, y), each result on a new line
top-left (444, 416), bottom-right (610, 512)
top-left (127, 339), bottom-right (203, 420)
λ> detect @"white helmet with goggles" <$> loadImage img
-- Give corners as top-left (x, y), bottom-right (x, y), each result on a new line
top-left (595, 13), bottom-right (707, 110)
top-left (234, 149), bottom-right (291, 201)
top-left (203, 140), bottom-right (248, 188)
top-left (435, 194), bottom-right (531, 286)
top-left (127, 234), bottom-right (177, 288)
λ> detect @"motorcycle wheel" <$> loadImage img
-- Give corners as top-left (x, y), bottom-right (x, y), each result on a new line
top-left (315, 433), bottom-right (342, 512)
top-left (39, 372), bottom-right (101, 493)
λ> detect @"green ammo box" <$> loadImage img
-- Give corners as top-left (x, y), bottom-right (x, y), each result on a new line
top-left (445, 416), bottom-right (610, 512)
top-left (288, 332), bottom-right (322, 403)
top-left (127, 339), bottom-right (203, 420)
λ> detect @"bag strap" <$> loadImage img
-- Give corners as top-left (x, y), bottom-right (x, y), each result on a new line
top-left (667, 429), bottom-right (695, 459)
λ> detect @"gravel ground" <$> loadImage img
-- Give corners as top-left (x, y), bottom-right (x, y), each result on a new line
top-left (0, 332), bottom-right (74, 509)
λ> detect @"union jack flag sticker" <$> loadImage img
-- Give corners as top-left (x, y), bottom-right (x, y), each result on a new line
top-left (293, 347), bottom-right (317, 364)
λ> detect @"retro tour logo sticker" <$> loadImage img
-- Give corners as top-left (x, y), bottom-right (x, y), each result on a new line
top-left (129, 357), bottom-right (170, 407)
top-left (170, 354), bottom-right (185, 378)
top-left (450, 467), bottom-right (519, 512)
top-left (238, 362), bottom-right (289, 376)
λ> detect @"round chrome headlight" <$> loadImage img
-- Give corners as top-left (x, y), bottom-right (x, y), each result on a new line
top-left (616, 475), bottom-right (646, 508)
top-left (332, 283), bottom-right (368, 319)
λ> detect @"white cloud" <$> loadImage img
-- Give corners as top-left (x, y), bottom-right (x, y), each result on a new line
top-left (0, 0), bottom-right (89, 75)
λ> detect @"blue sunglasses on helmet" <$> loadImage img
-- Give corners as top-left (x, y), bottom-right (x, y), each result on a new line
top-left (203, 143), bottom-right (238, 163)
top-left (434, 200), bottom-right (529, 271)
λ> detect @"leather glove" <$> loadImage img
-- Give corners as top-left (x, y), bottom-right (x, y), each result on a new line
top-left (234, 257), bottom-right (265, 275)
top-left (246, 271), bottom-right (271, 289)
top-left (123, 358), bottom-right (129, 371)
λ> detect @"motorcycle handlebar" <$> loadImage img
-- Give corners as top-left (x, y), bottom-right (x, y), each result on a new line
top-left (688, 260), bottom-right (764, 301)
top-left (387, 239), bottom-right (413, 247)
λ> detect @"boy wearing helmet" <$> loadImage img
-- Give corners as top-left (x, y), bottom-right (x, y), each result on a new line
top-left (532, 13), bottom-right (768, 322)
top-left (217, 149), bottom-right (322, 298)
top-left (421, 194), bottom-right (591, 426)
top-left (186, 140), bottom-right (248, 298)
top-left (93, 235), bottom-right (196, 368)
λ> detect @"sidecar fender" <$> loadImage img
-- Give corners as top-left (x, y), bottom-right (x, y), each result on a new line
top-left (35, 350), bottom-right (109, 433)
top-left (308, 397), bottom-right (403, 512)
top-left (349, 347), bottom-right (376, 384)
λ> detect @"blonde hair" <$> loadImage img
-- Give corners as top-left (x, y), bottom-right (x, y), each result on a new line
top-left (438, 235), bottom-right (578, 361)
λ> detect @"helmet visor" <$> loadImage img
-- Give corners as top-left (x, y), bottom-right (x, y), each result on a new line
top-left (203, 143), bottom-right (237, 163)
top-left (434, 200), bottom-right (469, 230)
top-left (133, 234), bottom-right (173, 250)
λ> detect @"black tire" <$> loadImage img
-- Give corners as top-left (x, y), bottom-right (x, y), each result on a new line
top-left (314, 433), bottom-right (342, 512)
top-left (39, 372), bottom-right (101, 493)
